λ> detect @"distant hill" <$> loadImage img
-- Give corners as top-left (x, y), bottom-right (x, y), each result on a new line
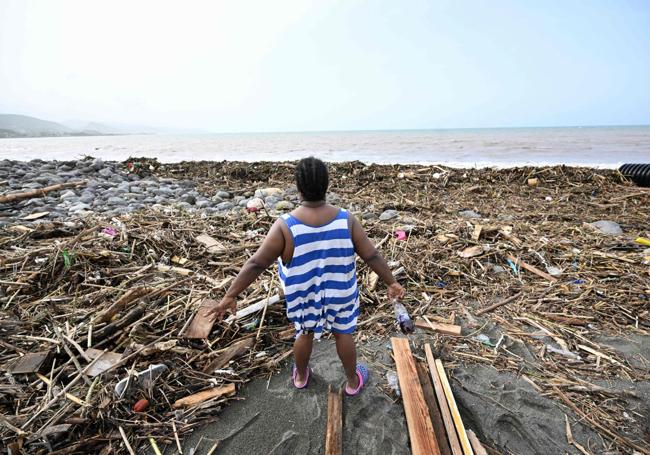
top-left (0, 114), bottom-right (73, 137)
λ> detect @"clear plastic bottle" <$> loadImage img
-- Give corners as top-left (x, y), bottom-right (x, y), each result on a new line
top-left (393, 300), bottom-right (415, 334)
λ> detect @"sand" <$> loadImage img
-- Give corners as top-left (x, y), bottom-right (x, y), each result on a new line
top-left (177, 333), bottom-right (650, 454)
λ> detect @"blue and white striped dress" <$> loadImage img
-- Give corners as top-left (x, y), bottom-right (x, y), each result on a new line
top-left (278, 208), bottom-right (360, 339)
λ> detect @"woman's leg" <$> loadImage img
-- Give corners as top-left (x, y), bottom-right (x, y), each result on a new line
top-left (293, 331), bottom-right (314, 383)
top-left (334, 333), bottom-right (359, 389)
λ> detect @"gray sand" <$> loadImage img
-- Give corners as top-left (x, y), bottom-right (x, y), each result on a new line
top-left (172, 335), bottom-right (649, 455)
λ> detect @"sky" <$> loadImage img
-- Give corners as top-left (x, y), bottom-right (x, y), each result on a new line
top-left (1, 0), bottom-right (649, 133)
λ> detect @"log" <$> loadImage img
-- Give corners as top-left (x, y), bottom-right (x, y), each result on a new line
top-left (92, 304), bottom-right (145, 342)
top-left (0, 180), bottom-right (86, 204)
top-left (415, 319), bottom-right (461, 336)
top-left (506, 254), bottom-right (557, 282)
top-left (416, 361), bottom-right (452, 455)
top-left (172, 383), bottom-right (236, 409)
top-left (325, 385), bottom-right (343, 455)
top-left (434, 359), bottom-right (474, 455)
top-left (390, 337), bottom-right (441, 455)
top-left (203, 337), bottom-right (254, 373)
top-left (424, 344), bottom-right (463, 455)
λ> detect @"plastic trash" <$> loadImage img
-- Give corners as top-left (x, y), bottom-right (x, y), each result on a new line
top-left (474, 334), bottom-right (495, 347)
top-left (115, 364), bottom-right (168, 398)
top-left (393, 301), bottom-right (415, 334)
top-left (386, 370), bottom-right (400, 396)
top-left (635, 237), bottom-right (650, 246)
top-left (394, 230), bottom-right (407, 241)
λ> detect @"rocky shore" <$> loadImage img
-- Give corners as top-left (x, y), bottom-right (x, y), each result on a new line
top-left (0, 158), bottom-right (317, 225)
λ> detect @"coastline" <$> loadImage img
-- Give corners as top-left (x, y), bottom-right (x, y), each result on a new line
top-left (1, 159), bottom-right (649, 453)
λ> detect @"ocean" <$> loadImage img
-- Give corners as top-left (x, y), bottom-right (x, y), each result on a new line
top-left (1, 126), bottom-right (649, 167)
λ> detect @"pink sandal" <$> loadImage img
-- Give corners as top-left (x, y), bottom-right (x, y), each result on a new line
top-left (345, 363), bottom-right (369, 396)
top-left (291, 365), bottom-right (311, 389)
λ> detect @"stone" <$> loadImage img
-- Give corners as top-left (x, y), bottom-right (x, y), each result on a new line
top-left (274, 201), bottom-right (294, 211)
top-left (195, 200), bottom-right (211, 209)
top-left (181, 194), bottom-right (197, 205)
top-left (98, 168), bottom-right (113, 178)
top-left (255, 187), bottom-right (283, 199)
top-left (69, 203), bottom-right (92, 212)
top-left (589, 220), bottom-right (623, 235)
top-left (246, 198), bottom-right (265, 210)
top-left (216, 201), bottom-right (235, 211)
top-left (107, 197), bottom-right (126, 206)
top-left (60, 190), bottom-right (77, 200)
top-left (379, 209), bottom-right (399, 221)
top-left (216, 190), bottom-right (232, 199)
top-left (79, 193), bottom-right (95, 204)
top-left (264, 195), bottom-right (281, 205)
top-left (362, 212), bottom-right (378, 220)
top-left (154, 187), bottom-right (174, 197)
top-left (239, 198), bottom-right (249, 207)
top-left (91, 158), bottom-right (104, 170)
top-left (459, 210), bottom-right (482, 219)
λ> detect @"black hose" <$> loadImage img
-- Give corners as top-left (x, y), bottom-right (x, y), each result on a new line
top-left (619, 163), bottom-right (650, 187)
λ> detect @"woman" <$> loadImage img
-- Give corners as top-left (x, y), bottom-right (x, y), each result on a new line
top-left (207, 157), bottom-right (404, 395)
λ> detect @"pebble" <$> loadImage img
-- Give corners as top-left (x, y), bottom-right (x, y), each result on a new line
top-left (216, 190), bottom-right (231, 199)
top-left (459, 210), bottom-right (482, 219)
top-left (247, 198), bottom-right (265, 210)
top-left (379, 209), bottom-right (399, 221)
top-left (216, 201), bottom-right (235, 211)
top-left (255, 187), bottom-right (283, 198)
top-left (589, 220), bottom-right (623, 235)
top-left (60, 190), bottom-right (77, 200)
top-left (274, 201), bottom-right (294, 211)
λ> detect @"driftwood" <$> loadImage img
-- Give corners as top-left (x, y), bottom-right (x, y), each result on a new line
top-left (0, 180), bottom-right (86, 203)
top-left (325, 385), bottom-right (343, 455)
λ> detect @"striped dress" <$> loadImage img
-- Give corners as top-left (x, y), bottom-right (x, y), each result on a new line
top-left (278, 208), bottom-right (359, 339)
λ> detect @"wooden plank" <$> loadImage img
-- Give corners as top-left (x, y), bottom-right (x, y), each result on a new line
top-left (390, 337), bottom-right (441, 455)
top-left (435, 359), bottom-right (474, 455)
top-left (8, 351), bottom-right (50, 374)
top-left (467, 430), bottom-right (488, 455)
top-left (325, 385), bottom-right (343, 455)
top-left (424, 344), bottom-right (464, 455)
top-left (416, 361), bottom-right (452, 455)
top-left (172, 383), bottom-right (236, 409)
top-left (415, 319), bottom-right (461, 336)
top-left (196, 234), bottom-right (226, 254)
top-left (182, 299), bottom-right (217, 339)
top-left (203, 337), bottom-right (254, 373)
top-left (506, 254), bottom-right (557, 282)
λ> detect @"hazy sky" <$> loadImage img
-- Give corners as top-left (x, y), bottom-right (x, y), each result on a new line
top-left (1, 0), bottom-right (649, 132)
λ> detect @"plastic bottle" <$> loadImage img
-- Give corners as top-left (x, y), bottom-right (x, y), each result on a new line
top-left (393, 300), bottom-right (415, 334)
top-left (386, 370), bottom-right (400, 396)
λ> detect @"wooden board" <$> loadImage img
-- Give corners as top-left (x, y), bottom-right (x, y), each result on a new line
top-left (415, 319), bottom-right (461, 336)
top-left (172, 383), bottom-right (236, 409)
top-left (182, 299), bottom-right (217, 339)
top-left (467, 430), bottom-right (488, 455)
top-left (390, 337), bottom-right (441, 455)
top-left (416, 361), bottom-right (452, 455)
top-left (203, 337), bottom-right (254, 373)
top-left (196, 234), bottom-right (226, 254)
top-left (435, 359), bottom-right (474, 455)
top-left (424, 344), bottom-right (464, 455)
top-left (325, 385), bottom-right (343, 455)
top-left (8, 351), bottom-right (50, 374)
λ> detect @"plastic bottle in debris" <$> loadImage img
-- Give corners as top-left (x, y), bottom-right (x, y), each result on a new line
top-left (393, 300), bottom-right (415, 334)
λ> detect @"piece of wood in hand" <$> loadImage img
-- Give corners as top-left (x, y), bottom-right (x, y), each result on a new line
top-left (203, 337), bottom-right (254, 373)
top-left (172, 383), bottom-right (236, 409)
top-left (325, 385), bottom-right (343, 455)
top-left (416, 361), bottom-right (452, 455)
top-left (415, 319), bottom-right (461, 336)
top-left (506, 254), bottom-right (557, 282)
top-left (182, 299), bottom-right (217, 339)
top-left (424, 344), bottom-right (463, 455)
top-left (434, 358), bottom-right (474, 455)
top-left (390, 337), bottom-right (441, 455)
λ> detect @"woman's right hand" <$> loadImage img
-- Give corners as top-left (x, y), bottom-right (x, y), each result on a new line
top-left (387, 282), bottom-right (405, 301)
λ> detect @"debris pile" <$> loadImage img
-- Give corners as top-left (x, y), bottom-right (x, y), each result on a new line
top-left (1, 161), bottom-right (649, 453)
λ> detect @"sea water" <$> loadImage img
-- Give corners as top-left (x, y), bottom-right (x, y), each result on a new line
top-left (1, 125), bottom-right (649, 167)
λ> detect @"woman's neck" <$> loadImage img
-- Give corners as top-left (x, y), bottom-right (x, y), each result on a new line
top-left (301, 200), bottom-right (326, 208)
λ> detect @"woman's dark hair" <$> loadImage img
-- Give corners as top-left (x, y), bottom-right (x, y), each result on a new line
top-left (295, 157), bottom-right (329, 202)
